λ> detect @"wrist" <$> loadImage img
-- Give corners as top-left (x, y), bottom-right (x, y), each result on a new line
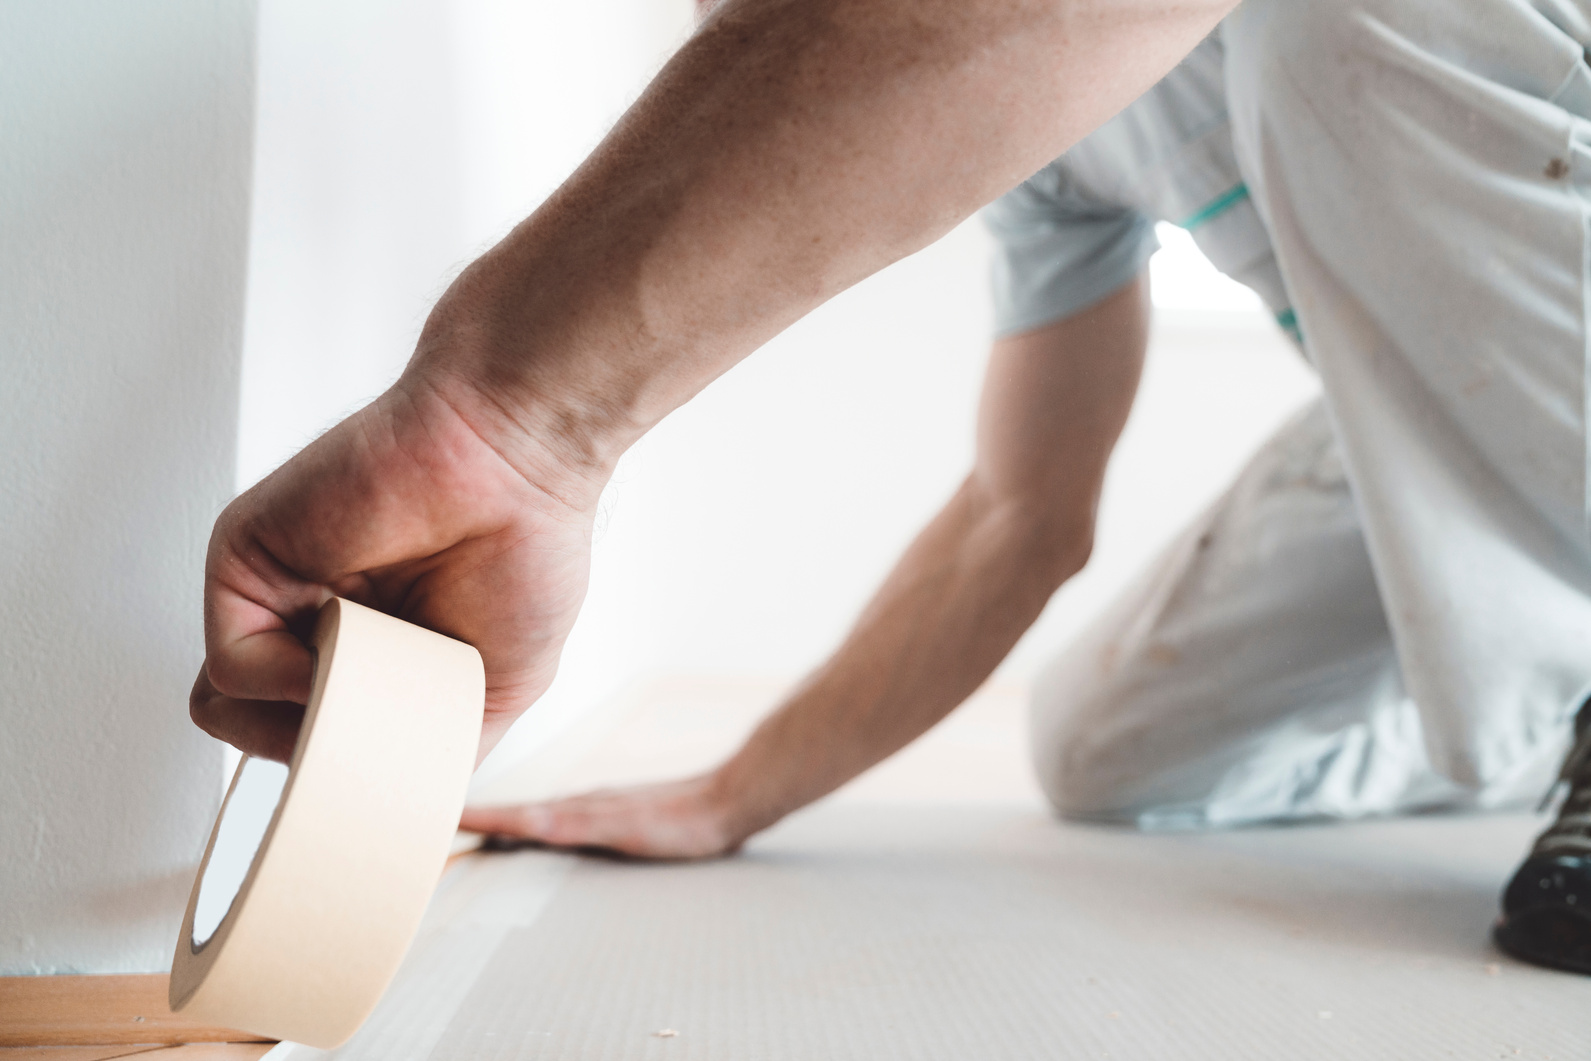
top-left (705, 749), bottom-right (804, 847)
top-left (398, 359), bottom-right (616, 514)
top-left (401, 236), bottom-right (657, 499)
top-left (397, 239), bottom-right (643, 512)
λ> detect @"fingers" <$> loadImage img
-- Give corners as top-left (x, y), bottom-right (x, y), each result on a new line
top-left (195, 585), bottom-right (316, 761)
top-left (195, 500), bottom-right (327, 761)
top-left (203, 626), bottom-right (316, 706)
top-left (460, 782), bottom-right (738, 860)
top-left (459, 803), bottom-right (554, 840)
top-left (460, 799), bottom-right (617, 851)
top-left (190, 669), bottom-right (306, 764)
top-left (205, 549), bottom-right (323, 702)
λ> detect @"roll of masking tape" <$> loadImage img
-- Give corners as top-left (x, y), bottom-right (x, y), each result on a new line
top-left (170, 597), bottom-right (485, 1048)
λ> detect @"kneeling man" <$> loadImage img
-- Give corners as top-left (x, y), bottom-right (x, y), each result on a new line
top-left (465, 4), bottom-right (1591, 976)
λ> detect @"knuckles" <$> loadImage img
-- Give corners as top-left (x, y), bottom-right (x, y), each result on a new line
top-left (186, 666), bottom-right (304, 763)
top-left (188, 671), bottom-right (224, 736)
top-left (201, 652), bottom-right (252, 700)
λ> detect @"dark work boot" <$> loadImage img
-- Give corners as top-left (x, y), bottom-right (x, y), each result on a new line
top-left (1494, 707), bottom-right (1591, 974)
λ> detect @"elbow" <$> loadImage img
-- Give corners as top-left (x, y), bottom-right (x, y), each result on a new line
top-left (978, 488), bottom-right (1095, 592)
top-left (960, 472), bottom-right (1097, 593)
top-left (1030, 515), bottom-right (1094, 590)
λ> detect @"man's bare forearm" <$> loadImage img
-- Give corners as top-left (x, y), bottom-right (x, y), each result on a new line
top-left (409, 0), bottom-right (1229, 488)
top-left (707, 278), bottom-right (1151, 841)
top-left (710, 477), bottom-right (1088, 836)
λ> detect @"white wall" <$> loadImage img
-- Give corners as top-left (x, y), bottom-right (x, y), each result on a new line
top-left (235, 0), bottom-right (1320, 792)
top-left (0, 4), bottom-right (256, 973)
top-left (237, 0), bottom-right (694, 486)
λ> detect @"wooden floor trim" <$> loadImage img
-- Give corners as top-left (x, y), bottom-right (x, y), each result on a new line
top-left (0, 1046), bottom-right (274, 1060)
top-left (0, 975), bottom-right (268, 1047)
top-left (2, 843), bottom-right (480, 1048)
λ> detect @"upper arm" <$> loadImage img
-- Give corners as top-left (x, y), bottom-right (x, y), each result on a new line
top-left (972, 158), bottom-right (1157, 536)
top-left (971, 271), bottom-right (1151, 539)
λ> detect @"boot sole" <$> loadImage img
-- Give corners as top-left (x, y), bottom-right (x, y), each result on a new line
top-left (1493, 908), bottom-right (1591, 975)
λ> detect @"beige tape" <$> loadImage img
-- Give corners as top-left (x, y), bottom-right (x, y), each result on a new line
top-left (170, 597), bottom-right (485, 1049)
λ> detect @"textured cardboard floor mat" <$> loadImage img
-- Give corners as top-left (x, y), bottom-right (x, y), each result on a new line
top-left (416, 804), bottom-right (1585, 1060)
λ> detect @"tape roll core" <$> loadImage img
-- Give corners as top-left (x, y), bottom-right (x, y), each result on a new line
top-left (170, 598), bottom-right (485, 1048)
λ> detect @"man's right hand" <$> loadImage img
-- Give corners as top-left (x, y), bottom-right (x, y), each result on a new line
top-left (190, 368), bottom-right (605, 765)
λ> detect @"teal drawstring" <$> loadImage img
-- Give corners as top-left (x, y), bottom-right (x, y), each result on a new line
top-left (1275, 307), bottom-right (1303, 344)
top-left (1180, 183), bottom-right (1250, 231)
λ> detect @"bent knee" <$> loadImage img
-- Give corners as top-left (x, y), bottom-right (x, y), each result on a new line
top-left (1027, 663), bottom-right (1151, 824)
top-left (1028, 657), bottom-right (1245, 826)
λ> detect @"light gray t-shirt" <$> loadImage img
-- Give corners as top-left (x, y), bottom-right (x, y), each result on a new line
top-left (984, 29), bottom-right (1297, 339)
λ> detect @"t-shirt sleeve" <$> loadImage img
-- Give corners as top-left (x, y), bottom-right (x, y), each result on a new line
top-left (981, 161), bottom-right (1158, 337)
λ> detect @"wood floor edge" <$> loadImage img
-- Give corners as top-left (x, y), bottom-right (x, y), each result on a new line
top-left (0, 975), bottom-right (270, 1047)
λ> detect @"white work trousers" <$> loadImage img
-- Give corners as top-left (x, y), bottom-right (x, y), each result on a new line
top-left (1032, 0), bottom-right (1591, 828)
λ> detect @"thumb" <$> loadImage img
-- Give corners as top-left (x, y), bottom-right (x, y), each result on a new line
top-left (459, 802), bottom-right (555, 840)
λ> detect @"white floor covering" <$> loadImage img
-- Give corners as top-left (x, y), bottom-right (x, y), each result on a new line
top-left (274, 679), bottom-right (1591, 1059)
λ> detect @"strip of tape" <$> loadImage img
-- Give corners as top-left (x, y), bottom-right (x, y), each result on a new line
top-left (171, 598), bottom-right (486, 1048)
top-left (262, 849), bottom-right (574, 1061)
